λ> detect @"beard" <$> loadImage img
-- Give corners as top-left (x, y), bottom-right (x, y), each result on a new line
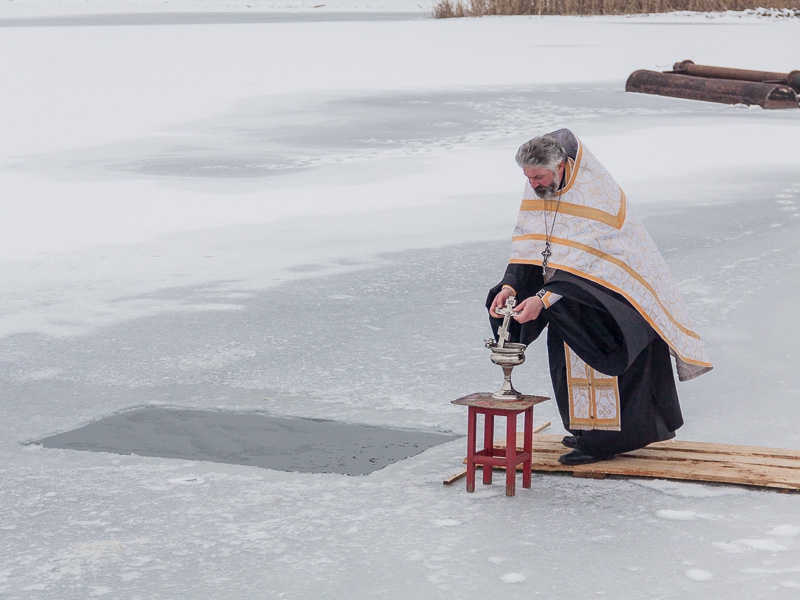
top-left (533, 184), bottom-right (557, 199)
top-left (532, 171), bottom-right (561, 199)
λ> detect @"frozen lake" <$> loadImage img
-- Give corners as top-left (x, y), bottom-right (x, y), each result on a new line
top-left (1, 5), bottom-right (800, 599)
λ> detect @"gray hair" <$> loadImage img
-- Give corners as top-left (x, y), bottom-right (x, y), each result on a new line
top-left (515, 135), bottom-right (567, 172)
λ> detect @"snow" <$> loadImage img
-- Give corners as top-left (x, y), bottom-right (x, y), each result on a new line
top-left (656, 509), bottom-right (714, 521)
top-left (770, 525), bottom-right (800, 537)
top-left (714, 539), bottom-right (790, 553)
top-left (685, 569), bottom-right (714, 581)
top-left (2, 2), bottom-right (800, 598)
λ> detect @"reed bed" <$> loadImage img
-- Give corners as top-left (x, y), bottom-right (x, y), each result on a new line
top-left (432, 1), bottom-right (800, 18)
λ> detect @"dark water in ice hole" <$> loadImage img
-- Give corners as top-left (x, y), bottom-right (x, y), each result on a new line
top-left (36, 407), bottom-right (460, 475)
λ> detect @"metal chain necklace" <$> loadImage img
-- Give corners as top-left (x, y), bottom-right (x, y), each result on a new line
top-left (541, 190), bottom-right (563, 280)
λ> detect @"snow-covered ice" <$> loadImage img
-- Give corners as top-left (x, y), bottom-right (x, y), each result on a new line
top-left (685, 569), bottom-right (714, 581)
top-left (1, 2), bottom-right (800, 598)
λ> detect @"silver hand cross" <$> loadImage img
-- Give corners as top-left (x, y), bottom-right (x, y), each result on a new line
top-left (494, 297), bottom-right (518, 349)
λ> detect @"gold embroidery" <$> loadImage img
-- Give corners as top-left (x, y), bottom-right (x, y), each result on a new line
top-left (519, 193), bottom-right (627, 230)
top-left (565, 344), bottom-right (621, 431)
top-left (559, 145), bottom-right (582, 194)
top-left (509, 233), bottom-right (703, 343)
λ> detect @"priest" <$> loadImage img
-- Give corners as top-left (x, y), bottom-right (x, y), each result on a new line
top-left (487, 129), bottom-right (712, 465)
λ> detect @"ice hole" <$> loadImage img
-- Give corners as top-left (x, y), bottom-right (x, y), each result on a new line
top-left (36, 407), bottom-right (459, 475)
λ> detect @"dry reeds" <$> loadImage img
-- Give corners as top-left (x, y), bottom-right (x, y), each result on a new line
top-left (432, 0), bottom-right (800, 18)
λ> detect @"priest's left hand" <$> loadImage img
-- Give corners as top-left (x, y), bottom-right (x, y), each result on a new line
top-left (513, 296), bottom-right (544, 323)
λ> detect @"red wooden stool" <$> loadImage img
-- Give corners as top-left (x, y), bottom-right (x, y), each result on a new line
top-left (452, 393), bottom-right (549, 497)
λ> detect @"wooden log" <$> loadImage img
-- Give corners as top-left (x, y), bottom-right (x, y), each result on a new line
top-left (626, 70), bottom-right (799, 109)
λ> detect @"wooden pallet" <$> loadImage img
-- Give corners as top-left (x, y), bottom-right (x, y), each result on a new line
top-left (446, 433), bottom-right (800, 492)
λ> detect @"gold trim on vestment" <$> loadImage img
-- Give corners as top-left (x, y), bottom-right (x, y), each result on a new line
top-left (560, 145), bottom-right (582, 194)
top-left (520, 191), bottom-right (627, 230)
top-left (510, 232), bottom-right (703, 343)
top-left (565, 344), bottom-right (621, 431)
top-left (512, 260), bottom-right (713, 369)
top-left (519, 145), bottom-right (626, 230)
top-left (540, 291), bottom-right (555, 309)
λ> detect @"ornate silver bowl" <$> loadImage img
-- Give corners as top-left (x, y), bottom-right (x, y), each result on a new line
top-left (484, 340), bottom-right (526, 400)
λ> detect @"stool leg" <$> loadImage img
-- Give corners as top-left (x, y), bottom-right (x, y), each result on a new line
top-left (483, 413), bottom-right (494, 485)
top-left (523, 407), bottom-right (533, 489)
top-left (505, 412), bottom-right (517, 497)
top-left (466, 407), bottom-right (476, 493)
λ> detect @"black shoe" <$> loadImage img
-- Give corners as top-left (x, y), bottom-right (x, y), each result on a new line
top-left (557, 449), bottom-right (616, 466)
top-left (561, 435), bottom-right (577, 449)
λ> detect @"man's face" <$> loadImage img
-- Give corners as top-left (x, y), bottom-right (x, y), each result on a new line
top-left (523, 164), bottom-right (562, 199)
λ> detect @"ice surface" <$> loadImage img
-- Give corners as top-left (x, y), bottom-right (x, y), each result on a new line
top-left (685, 569), bottom-right (714, 581)
top-left (1, 4), bottom-right (800, 599)
top-left (770, 525), bottom-right (800, 537)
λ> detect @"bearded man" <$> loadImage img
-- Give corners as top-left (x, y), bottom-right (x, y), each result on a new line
top-left (487, 129), bottom-right (712, 465)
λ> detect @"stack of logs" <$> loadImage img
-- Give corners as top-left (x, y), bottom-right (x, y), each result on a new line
top-left (626, 60), bottom-right (800, 109)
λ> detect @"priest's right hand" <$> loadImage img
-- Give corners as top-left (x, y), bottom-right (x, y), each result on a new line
top-left (513, 296), bottom-right (544, 323)
top-left (490, 287), bottom-right (514, 318)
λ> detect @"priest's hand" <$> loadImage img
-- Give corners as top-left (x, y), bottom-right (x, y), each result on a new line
top-left (513, 296), bottom-right (544, 323)
top-left (490, 287), bottom-right (514, 318)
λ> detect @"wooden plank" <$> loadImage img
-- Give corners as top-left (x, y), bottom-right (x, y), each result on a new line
top-left (529, 433), bottom-right (800, 460)
top-left (533, 420), bottom-right (551, 435)
top-left (525, 440), bottom-right (800, 469)
top-left (507, 434), bottom-right (800, 463)
top-left (443, 470), bottom-right (467, 485)
top-left (646, 439), bottom-right (800, 460)
top-left (470, 433), bottom-right (800, 492)
top-left (616, 448), bottom-right (800, 470)
top-left (530, 456), bottom-right (800, 490)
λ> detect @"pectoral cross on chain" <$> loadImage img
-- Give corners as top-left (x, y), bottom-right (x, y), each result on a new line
top-left (541, 240), bottom-right (552, 276)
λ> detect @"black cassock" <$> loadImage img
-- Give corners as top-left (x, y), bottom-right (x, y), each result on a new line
top-left (487, 263), bottom-right (683, 456)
